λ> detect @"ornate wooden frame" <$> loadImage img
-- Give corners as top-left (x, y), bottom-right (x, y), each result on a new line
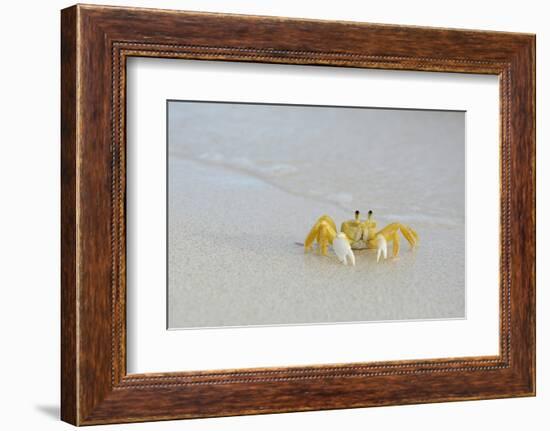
top-left (61, 4), bottom-right (535, 425)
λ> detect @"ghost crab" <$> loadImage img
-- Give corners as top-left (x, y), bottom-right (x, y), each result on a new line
top-left (304, 210), bottom-right (418, 265)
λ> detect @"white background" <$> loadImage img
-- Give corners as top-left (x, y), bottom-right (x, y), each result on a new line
top-left (0, 0), bottom-right (546, 430)
top-left (128, 59), bottom-right (499, 373)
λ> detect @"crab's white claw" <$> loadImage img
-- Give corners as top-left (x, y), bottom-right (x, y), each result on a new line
top-left (333, 233), bottom-right (355, 266)
top-left (347, 248), bottom-right (356, 266)
top-left (376, 234), bottom-right (388, 263)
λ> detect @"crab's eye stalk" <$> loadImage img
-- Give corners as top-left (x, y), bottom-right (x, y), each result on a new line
top-left (355, 210), bottom-right (360, 221)
top-left (368, 210), bottom-right (373, 220)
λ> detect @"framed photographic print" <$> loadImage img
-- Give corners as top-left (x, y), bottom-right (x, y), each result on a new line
top-left (61, 4), bottom-right (536, 425)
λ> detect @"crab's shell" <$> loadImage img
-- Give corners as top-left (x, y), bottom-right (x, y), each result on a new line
top-left (341, 219), bottom-right (377, 250)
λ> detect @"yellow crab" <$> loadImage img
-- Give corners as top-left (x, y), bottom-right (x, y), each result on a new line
top-left (304, 210), bottom-right (418, 265)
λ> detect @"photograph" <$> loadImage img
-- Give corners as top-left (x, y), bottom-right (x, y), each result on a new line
top-left (0, 0), bottom-right (535, 427)
top-left (167, 100), bottom-right (466, 329)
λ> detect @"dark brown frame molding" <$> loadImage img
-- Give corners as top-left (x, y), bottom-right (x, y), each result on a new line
top-left (61, 4), bottom-right (535, 425)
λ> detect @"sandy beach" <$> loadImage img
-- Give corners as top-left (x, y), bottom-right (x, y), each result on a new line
top-left (168, 102), bottom-right (465, 329)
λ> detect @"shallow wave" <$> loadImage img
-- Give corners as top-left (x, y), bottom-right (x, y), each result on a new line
top-left (171, 151), bottom-right (462, 229)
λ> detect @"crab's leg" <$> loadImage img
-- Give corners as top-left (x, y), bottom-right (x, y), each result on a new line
top-left (304, 226), bottom-right (318, 252)
top-left (304, 215), bottom-right (337, 255)
top-left (392, 230), bottom-right (400, 257)
top-left (317, 222), bottom-right (337, 256)
top-left (376, 223), bottom-right (419, 253)
top-left (400, 225), bottom-right (419, 248)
